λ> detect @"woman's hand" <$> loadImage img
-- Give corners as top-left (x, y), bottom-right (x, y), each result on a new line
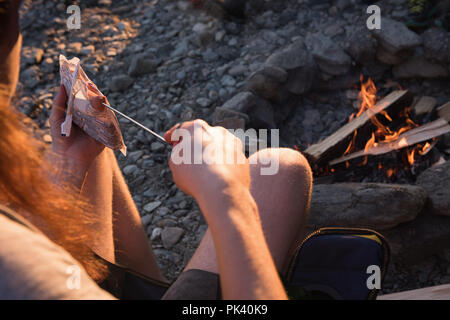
top-left (164, 119), bottom-right (251, 217)
top-left (49, 84), bottom-right (105, 170)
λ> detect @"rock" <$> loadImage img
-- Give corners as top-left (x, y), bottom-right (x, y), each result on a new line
top-left (68, 42), bottom-right (82, 54)
top-left (265, 39), bottom-right (316, 95)
top-left (109, 75), bottom-right (134, 92)
top-left (228, 65), bottom-right (247, 76)
top-left (123, 164), bottom-right (138, 175)
top-left (161, 227), bottom-right (184, 249)
top-left (157, 218), bottom-right (178, 228)
top-left (19, 96), bottom-right (37, 116)
top-left (144, 201), bottom-right (162, 213)
top-left (197, 224), bottom-right (207, 240)
top-left (308, 34), bottom-right (352, 76)
top-left (128, 55), bottom-right (158, 77)
top-left (178, 200), bottom-right (188, 209)
top-left (266, 39), bottom-right (311, 70)
top-left (372, 18), bottom-right (422, 54)
top-left (171, 38), bottom-right (190, 57)
top-left (80, 45), bottom-right (95, 55)
top-left (393, 56), bottom-right (449, 78)
top-left (141, 214), bottom-right (152, 226)
top-left (177, 0), bottom-right (191, 11)
top-left (222, 91), bottom-right (275, 128)
top-left (228, 37), bottom-right (238, 46)
top-left (376, 46), bottom-right (409, 65)
top-left (150, 227), bottom-right (162, 241)
top-left (248, 65), bottom-right (288, 100)
top-left (382, 214), bottom-right (450, 265)
top-left (316, 46), bottom-right (352, 75)
top-left (416, 161), bottom-right (450, 216)
top-left (41, 57), bottom-right (54, 73)
top-left (221, 75), bottom-right (236, 87)
top-left (412, 96), bottom-right (437, 116)
top-left (285, 68), bottom-right (316, 95)
top-left (192, 22), bottom-right (215, 47)
top-left (156, 206), bottom-right (170, 216)
top-left (117, 21), bottom-right (130, 32)
top-left (202, 48), bottom-right (219, 62)
top-left (223, 21), bottom-right (243, 35)
top-left (196, 97), bottom-right (211, 108)
top-left (128, 150), bottom-right (144, 161)
top-left (215, 30), bottom-right (226, 42)
top-left (151, 141), bottom-right (165, 152)
top-left (422, 28), bottom-right (450, 64)
top-left (213, 106), bottom-right (249, 126)
top-left (214, 117), bottom-right (246, 130)
top-left (21, 47), bottom-right (44, 65)
top-left (21, 66), bottom-right (40, 88)
top-left (345, 25), bottom-right (377, 65)
top-left (301, 109), bottom-right (321, 128)
top-left (308, 183), bottom-right (427, 230)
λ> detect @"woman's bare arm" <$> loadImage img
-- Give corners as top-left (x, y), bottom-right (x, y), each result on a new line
top-left (197, 184), bottom-right (287, 299)
top-left (165, 120), bottom-right (288, 300)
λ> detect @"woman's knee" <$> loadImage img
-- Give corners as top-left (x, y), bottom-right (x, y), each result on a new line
top-left (249, 147), bottom-right (312, 186)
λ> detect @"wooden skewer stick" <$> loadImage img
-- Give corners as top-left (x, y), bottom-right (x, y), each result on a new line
top-left (103, 103), bottom-right (169, 145)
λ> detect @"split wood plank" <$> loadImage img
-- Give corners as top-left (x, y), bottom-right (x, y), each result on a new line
top-left (377, 284), bottom-right (450, 300)
top-left (329, 118), bottom-right (450, 166)
top-left (304, 90), bottom-right (413, 165)
top-left (437, 102), bottom-right (450, 122)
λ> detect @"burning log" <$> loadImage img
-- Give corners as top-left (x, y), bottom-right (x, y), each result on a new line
top-left (304, 90), bottom-right (413, 165)
top-left (329, 118), bottom-right (450, 166)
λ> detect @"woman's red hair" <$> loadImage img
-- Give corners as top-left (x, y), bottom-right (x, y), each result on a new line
top-left (0, 86), bottom-right (107, 282)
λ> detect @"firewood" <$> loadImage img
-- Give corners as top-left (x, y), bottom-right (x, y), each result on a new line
top-left (412, 96), bottom-right (437, 116)
top-left (304, 90), bottom-right (413, 165)
top-left (329, 118), bottom-right (450, 166)
top-left (378, 284), bottom-right (450, 300)
top-left (437, 102), bottom-right (450, 122)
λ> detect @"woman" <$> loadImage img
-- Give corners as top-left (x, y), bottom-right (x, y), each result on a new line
top-left (0, 0), bottom-right (312, 299)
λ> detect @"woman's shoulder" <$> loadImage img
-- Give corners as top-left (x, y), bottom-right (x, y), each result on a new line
top-left (0, 206), bottom-right (114, 300)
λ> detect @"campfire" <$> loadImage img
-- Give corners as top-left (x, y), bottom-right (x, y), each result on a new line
top-left (304, 76), bottom-right (450, 183)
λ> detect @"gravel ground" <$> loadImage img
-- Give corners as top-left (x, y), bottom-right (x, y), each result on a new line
top-left (15, 0), bottom-right (450, 294)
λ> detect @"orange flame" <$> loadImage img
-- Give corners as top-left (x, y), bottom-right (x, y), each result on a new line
top-left (357, 75), bottom-right (377, 117)
top-left (386, 168), bottom-right (396, 178)
top-left (339, 75), bottom-right (425, 174)
top-left (418, 141), bottom-right (432, 155)
top-left (364, 132), bottom-right (376, 152)
top-left (406, 149), bottom-right (416, 166)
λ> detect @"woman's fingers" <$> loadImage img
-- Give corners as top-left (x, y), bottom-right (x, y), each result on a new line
top-left (49, 84), bottom-right (67, 125)
top-left (88, 88), bottom-right (107, 111)
top-left (164, 122), bottom-right (181, 145)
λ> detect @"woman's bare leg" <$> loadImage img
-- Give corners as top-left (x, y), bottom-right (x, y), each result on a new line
top-left (184, 148), bottom-right (313, 276)
top-left (80, 148), bottom-right (165, 282)
top-left (79, 149), bottom-right (115, 265)
top-left (108, 149), bottom-right (166, 281)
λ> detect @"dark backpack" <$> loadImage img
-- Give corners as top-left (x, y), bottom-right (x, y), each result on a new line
top-left (284, 227), bottom-right (390, 300)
